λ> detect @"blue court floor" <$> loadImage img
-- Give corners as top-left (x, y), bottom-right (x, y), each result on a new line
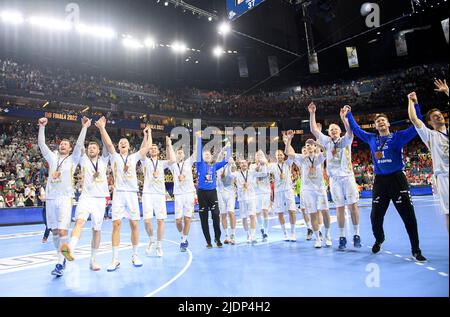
top-left (0, 196), bottom-right (447, 297)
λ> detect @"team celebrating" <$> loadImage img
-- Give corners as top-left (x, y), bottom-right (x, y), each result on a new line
top-left (37, 80), bottom-right (448, 277)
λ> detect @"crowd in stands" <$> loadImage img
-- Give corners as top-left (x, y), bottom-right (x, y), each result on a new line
top-left (1, 58), bottom-right (448, 119)
top-left (0, 120), bottom-right (435, 208)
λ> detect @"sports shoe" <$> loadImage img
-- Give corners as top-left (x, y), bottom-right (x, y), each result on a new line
top-left (290, 232), bottom-right (297, 242)
top-left (260, 228), bottom-right (266, 239)
top-left (283, 233), bottom-right (289, 241)
top-left (60, 243), bottom-right (74, 262)
top-left (42, 237), bottom-right (48, 244)
top-left (51, 263), bottom-right (64, 277)
top-left (372, 241), bottom-right (383, 254)
top-left (224, 236), bottom-right (230, 244)
top-left (353, 235), bottom-right (362, 248)
top-left (180, 242), bottom-right (188, 252)
top-left (215, 239), bottom-right (223, 248)
top-left (132, 254), bottom-right (143, 267)
top-left (145, 240), bottom-right (155, 256)
top-left (156, 246), bottom-right (163, 257)
top-left (314, 238), bottom-right (322, 248)
top-left (90, 261), bottom-right (101, 271)
top-left (206, 243), bottom-right (213, 249)
top-left (251, 237), bottom-right (258, 245)
top-left (325, 236), bottom-right (332, 247)
top-left (306, 229), bottom-right (313, 241)
top-left (338, 237), bottom-right (347, 250)
top-left (413, 251), bottom-right (427, 263)
top-left (107, 259), bottom-right (120, 272)
top-left (229, 235), bottom-right (236, 245)
top-left (262, 233), bottom-right (268, 241)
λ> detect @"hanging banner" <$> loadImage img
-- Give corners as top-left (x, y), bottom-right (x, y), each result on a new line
top-left (268, 56), bottom-right (279, 77)
top-left (395, 33), bottom-right (408, 57)
top-left (442, 18), bottom-right (449, 44)
top-left (308, 52), bottom-right (320, 74)
top-left (238, 56), bottom-right (249, 78)
top-left (346, 46), bottom-right (359, 69)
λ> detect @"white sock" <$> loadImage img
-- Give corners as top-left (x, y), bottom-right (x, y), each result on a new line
top-left (52, 235), bottom-right (60, 252)
top-left (306, 220), bottom-right (312, 230)
top-left (91, 248), bottom-right (98, 262)
top-left (112, 247), bottom-right (118, 261)
top-left (182, 235), bottom-right (187, 243)
top-left (314, 231), bottom-right (320, 240)
top-left (319, 224), bottom-right (324, 233)
top-left (354, 225), bottom-right (360, 236)
top-left (290, 223), bottom-right (296, 234)
top-left (132, 245), bottom-right (138, 255)
top-left (281, 224), bottom-right (286, 235)
top-left (339, 228), bottom-right (345, 238)
top-left (325, 228), bottom-right (331, 239)
top-left (149, 236), bottom-right (155, 243)
top-left (263, 218), bottom-right (269, 232)
top-left (69, 236), bottom-right (79, 251)
top-left (156, 240), bottom-right (162, 248)
top-left (250, 228), bottom-right (256, 239)
top-left (257, 217), bottom-right (263, 230)
top-left (58, 236), bottom-right (68, 264)
top-left (232, 228), bottom-right (236, 236)
top-left (225, 227), bottom-right (230, 237)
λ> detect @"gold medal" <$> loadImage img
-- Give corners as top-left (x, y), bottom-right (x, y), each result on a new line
top-left (206, 175), bottom-right (212, 181)
top-left (243, 182), bottom-right (249, 191)
top-left (280, 172), bottom-right (285, 180)
top-left (178, 174), bottom-right (185, 182)
top-left (153, 171), bottom-right (158, 178)
top-left (332, 149), bottom-right (337, 156)
top-left (375, 151), bottom-right (383, 160)
top-left (51, 171), bottom-right (61, 179)
top-left (309, 167), bottom-right (316, 175)
top-left (93, 171), bottom-right (100, 180)
top-left (123, 165), bottom-right (129, 173)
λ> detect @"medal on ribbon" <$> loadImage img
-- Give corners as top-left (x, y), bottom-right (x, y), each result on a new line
top-left (241, 171), bottom-right (249, 191)
top-left (278, 163), bottom-right (285, 180)
top-left (90, 157), bottom-right (100, 181)
top-left (375, 135), bottom-right (390, 160)
top-left (151, 158), bottom-right (159, 179)
top-left (177, 161), bottom-right (185, 182)
top-left (121, 154), bottom-right (130, 173)
top-left (52, 155), bottom-right (68, 180)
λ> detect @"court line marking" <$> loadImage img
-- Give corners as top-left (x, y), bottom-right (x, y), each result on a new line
top-left (0, 228), bottom-right (91, 240)
top-left (144, 239), bottom-right (193, 298)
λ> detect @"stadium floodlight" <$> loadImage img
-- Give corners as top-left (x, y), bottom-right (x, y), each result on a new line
top-left (218, 22), bottom-right (231, 35)
top-left (122, 37), bottom-right (144, 49)
top-left (76, 23), bottom-right (116, 39)
top-left (171, 41), bottom-right (187, 53)
top-left (144, 38), bottom-right (156, 48)
top-left (213, 46), bottom-right (224, 57)
top-left (29, 16), bottom-right (72, 31)
top-left (0, 10), bottom-right (24, 25)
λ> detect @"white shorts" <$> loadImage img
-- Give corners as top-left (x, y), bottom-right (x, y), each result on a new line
top-left (255, 193), bottom-right (271, 212)
top-left (218, 191), bottom-right (236, 215)
top-left (329, 176), bottom-right (359, 208)
top-left (274, 190), bottom-right (297, 213)
top-left (302, 190), bottom-right (329, 214)
top-left (239, 199), bottom-right (256, 219)
top-left (46, 197), bottom-right (73, 230)
top-left (174, 193), bottom-right (195, 219)
top-left (436, 174), bottom-right (449, 215)
top-left (142, 193), bottom-right (167, 220)
top-left (76, 197), bottom-right (106, 231)
top-left (299, 195), bottom-right (306, 210)
top-left (112, 191), bottom-right (140, 221)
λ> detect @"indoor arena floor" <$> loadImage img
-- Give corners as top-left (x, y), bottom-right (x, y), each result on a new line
top-left (0, 196), bottom-right (448, 297)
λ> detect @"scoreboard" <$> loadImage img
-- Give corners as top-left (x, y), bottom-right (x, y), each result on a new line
top-left (226, 0), bottom-right (267, 21)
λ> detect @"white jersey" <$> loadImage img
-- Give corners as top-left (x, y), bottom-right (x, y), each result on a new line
top-left (216, 164), bottom-right (236, 195)
top-left (169, 158), bottom-right (196, 195)
top-left (79, 154), bottom-right (110, 198)
top-left (111, 152), bottom-right (142, 192)
top-left (232, 167), bottom-right (268, 202)
top-left (416, 125), bottom-right (449, 176)
top-left (142, 158), bottom-right (170, 195)
top-left (318, 132), bottom-right (354, 178)
top-left (38, 127), bottom-right (82, 200)
top-left (250, 163), bottom-right (271, 195)
top-left (269, 159), bottom-right (294, 193)
top-left (294, 153), bottom-right (326, 191)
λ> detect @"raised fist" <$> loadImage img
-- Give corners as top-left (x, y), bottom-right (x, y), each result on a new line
top-left (38, 117), bottom-right (48, 127)
top-left (308, 102), bottom-right (316, 113)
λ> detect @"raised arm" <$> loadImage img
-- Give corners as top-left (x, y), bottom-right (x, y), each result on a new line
top-left (166, 136), bottom-right (176, 164)
top-left (73, 116), bottom-right (91, 161)
top-left (37, 118), bottom-right (53, 161)
top-left (139, 126), bottom-right (152, 159)
top-left (346, 110), bottom-right (374, 144)
top-left (407, 92), bottom-right (423, 129)
top-left (434, 78), bottom-right (449, 97)
top-left (340, 105), bottom-right (354, 139)
top-left (283, 130), bottom-right (296, 158)
top-left (195, 131), bottom-right (203, 163)
top-left (308, 102), bottom-right (322, 139)
top-left (95, 116), bottom-right (116, 155)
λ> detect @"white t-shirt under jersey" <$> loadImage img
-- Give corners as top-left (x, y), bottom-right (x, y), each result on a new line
top-left (111, 152), bottom-right (143, 193)
top-left (294, 153), bottom-right (326, 191)
top-left (142, 157), bottom-right (170, 195)
top-left (250, 163), bottom-right (271, 195)
top-left (416, 125), bottom-right (449, 176)
top-left (169, 158), bottom-right (196, 195)
top-left (318, 132), bottom-right (354, 178)
top-left (217, 164), bottom-right (237, 195)
top-left (268, 159), bottom-right (294, 193)
top-left (79, 154), bottom-right (110, 198)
